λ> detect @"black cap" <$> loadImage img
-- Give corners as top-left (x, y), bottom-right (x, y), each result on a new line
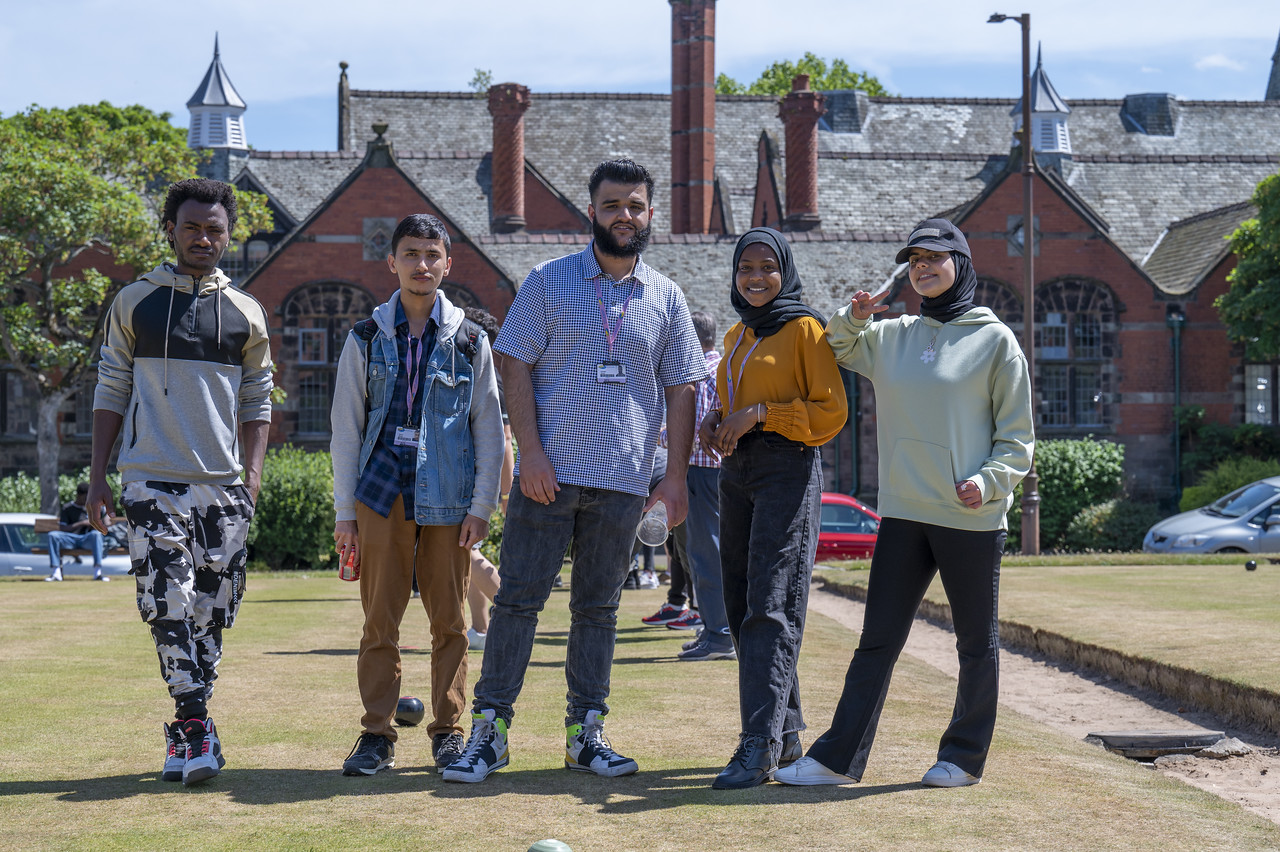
top-left (895, 218), bottom-right (971, 264)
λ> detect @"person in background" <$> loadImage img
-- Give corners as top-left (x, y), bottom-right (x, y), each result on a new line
top-left (45, 482), bottom-right (108, 582)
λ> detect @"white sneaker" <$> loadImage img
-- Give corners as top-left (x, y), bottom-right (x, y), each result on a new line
top-left (45, 569), bottom-right (63, 582)
top-left (564, 710), bottom-right (638, 776)
top-left (774, 756), bottom-right (858, 786)
top-left (442, 709), bottom-right (509, 783)
top-left (638, 569), bottom-right (659, 589)
top-left (467, 627), bottom-right (487, 651)
top-left (921, 760), bottom-right (980, 787)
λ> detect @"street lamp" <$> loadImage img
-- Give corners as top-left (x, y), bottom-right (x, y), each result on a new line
top-left (1166, 305), bottom-right (1186, 503)
top-left (989, 11), bottom-right (1041, 555)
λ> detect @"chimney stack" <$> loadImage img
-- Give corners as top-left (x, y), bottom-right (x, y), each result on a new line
top-left (670, 0), bottom-right (716, 234)
top-left (779, 75), bottom-right (824, 232)
top-left (488, 83), bottom-right (532, 234)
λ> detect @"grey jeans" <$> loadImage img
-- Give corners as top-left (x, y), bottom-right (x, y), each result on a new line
top-left (472, 479), bottom-right (645, 728)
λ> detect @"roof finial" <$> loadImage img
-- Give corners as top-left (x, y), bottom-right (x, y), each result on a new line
top-left (214, 32), bottom-right (220, 60)
top-left (1036, 41), bottom-right (1043, 70)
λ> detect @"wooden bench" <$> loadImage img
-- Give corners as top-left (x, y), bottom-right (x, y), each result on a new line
top-left (32, 516), bottom-right (127, 560)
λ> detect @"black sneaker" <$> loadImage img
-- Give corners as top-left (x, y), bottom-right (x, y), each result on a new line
top-left (342, 733), bottom-right (395, 776)
top-left (162, 722), bottom-right (187, 782)
top-left (432, 731), bottom-right (465, 773)
top-left (180, 717), bottom-right (225, 786)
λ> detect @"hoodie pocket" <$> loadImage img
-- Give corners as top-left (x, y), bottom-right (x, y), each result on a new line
top-left (887, 439), bottom-right (959, 506)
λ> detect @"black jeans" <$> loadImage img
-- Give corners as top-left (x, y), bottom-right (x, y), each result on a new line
top-left (719, 430), bottom-right (822, 746)
top-left (807, 517), bottom-right (1006, 780)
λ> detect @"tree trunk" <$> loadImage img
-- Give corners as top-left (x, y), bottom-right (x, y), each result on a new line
top-left (37, 391), bottom-right (71, 515)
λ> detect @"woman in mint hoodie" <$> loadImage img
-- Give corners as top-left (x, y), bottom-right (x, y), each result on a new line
top-left (775, 218), bottom-right (1034, 789)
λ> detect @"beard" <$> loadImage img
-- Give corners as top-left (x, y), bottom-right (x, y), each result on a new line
top-left (592, 215), bottom-right (652, 259)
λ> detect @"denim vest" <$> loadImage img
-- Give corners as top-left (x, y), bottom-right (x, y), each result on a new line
top-left (356, 326), bottom-right (476, 526)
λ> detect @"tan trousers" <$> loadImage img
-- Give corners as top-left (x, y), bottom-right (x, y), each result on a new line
top-left (356, 497), bottom-right (470, 740)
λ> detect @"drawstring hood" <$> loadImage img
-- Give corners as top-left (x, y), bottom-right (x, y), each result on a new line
top-left (148, 263), bottom-right (234, 396)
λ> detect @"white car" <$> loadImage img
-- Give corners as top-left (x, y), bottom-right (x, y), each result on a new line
top-left (0, 512), bottom-right (133, 578)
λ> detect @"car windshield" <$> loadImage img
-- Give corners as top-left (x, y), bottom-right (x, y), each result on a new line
top-left (821, 502), bottom-right (878, 534)
top-left (1208, 482), bottom-right (1280, 518)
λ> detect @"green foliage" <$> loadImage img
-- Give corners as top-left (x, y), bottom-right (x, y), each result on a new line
top-left (0, 467), bottom-right (120, 512)
top-left (1217, 170), bottom-right (1280, 359)
top-left (1005, 438), bottom-right (1126, 552)
top-left (480, 508), bottom-right (504, 565)
top-left (1062, 499), bottom-right (1166, 552)
top-left (248, 446), bottom-right (336, 571)
top-left (716, 53), bottom-right (891, 97)
top-left (469, 68), bottom-right (493, 95)
top-left (1179, 456), bottom-right (1280, 512)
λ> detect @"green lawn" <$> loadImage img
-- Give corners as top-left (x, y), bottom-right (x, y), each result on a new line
top-left (820, 559), bottom-right (1280, 693)
top-left (1, 572), bottom-right (1277, 851)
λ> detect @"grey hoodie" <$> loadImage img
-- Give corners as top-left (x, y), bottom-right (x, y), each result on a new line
top-left (94, 263), bottom-right (273, 486)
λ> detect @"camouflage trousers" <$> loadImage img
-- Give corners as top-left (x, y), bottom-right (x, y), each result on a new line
top-left (123, 481), bottom-right (255, 706)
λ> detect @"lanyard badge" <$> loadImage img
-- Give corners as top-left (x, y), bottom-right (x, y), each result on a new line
top-left (595, 276), bottom-right (638, 385)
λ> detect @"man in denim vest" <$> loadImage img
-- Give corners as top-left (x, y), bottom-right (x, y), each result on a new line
top-left (330, 213), bottom-right (505, 777)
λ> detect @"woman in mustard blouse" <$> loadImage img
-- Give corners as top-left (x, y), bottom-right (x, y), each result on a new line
top-left (698, 227), bottom-right (848, 789)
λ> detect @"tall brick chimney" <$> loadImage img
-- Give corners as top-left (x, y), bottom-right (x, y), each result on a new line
top-left (779, 74), bottom-right (824, 232)
top-left (670, 0), bottom-right (716, 234)
top-left (488, 83), bottom-right (532, 234)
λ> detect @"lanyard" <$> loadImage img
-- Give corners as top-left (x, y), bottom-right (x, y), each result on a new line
top-left (725, 327), bottom-right (762, 412)
top-left (594, 275), bottom-right (639, 359)
top-left (404, 325), bottom-right (430, 425)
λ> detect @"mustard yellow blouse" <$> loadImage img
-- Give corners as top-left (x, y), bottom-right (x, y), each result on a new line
top-left (715, 316), bottom-right (848, 447)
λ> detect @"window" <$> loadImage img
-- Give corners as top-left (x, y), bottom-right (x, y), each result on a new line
top-left (1035, 279), bottom-right (1116, 431)
top-left (282, 283), bottom-right (376, 438)
top-left (3, 372), bottom-right (36, 438)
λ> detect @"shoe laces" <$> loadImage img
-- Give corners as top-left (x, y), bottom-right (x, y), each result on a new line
top-left (167, 726), bottom-right (186, 758)
top-left (457, 716), bottom-right (496, 765)
top-left (732, 733), bottom-right (771, 764)
top-left (579, 718), bottom-right (617, 755)
top-left (347, 733), bottom-right (387, 760)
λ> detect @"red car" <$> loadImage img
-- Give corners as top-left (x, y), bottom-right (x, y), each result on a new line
top-left (816, 492), bottom-right (880, 562)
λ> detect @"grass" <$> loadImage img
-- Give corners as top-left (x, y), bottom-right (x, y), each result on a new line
top-left (2, 572), bottom-right (1279, 851)
top-left (818, 558), bottom-right (1280, 693)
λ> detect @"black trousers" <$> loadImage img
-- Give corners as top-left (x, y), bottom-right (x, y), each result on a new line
top-left (807, 517), bottom-right (1006, 780)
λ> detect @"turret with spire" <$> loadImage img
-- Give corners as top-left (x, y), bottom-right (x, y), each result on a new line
top-left (1010, 45), bottom-right (1072, 171)
top-left (1267, 29), bottom-right (1280, 101)
top-left (187, 34), bottom-right (248, 181)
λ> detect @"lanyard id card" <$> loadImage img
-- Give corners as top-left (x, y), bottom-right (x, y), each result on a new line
top-left (393, 426), bottom-right (420, 447)
top-left (597, 360), bottom-right (627, 384)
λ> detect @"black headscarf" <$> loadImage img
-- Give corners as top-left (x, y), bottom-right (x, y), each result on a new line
top-left (919, 252), bottom-right (979, 323)
top-left (729, 227), bottom-right (826, 338)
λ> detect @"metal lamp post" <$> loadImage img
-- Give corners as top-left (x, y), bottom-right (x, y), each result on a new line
top-left (1166, 306), bottom-right (1186, 503)
top-left (989, 11), bottom-right (1040, 554)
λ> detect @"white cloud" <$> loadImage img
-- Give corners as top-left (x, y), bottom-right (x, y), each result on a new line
top-left (1194, 54), bottom-right (1247, 72)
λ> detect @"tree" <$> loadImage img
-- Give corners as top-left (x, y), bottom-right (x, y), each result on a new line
top-left (1217, 171), bottom-right (1280, 360)
top-left (469, 68), bottom-right (494, 96)
top-left (716, 53), bottom-right (891, 97)
top-left (0, 103), bottom-right (273, 513)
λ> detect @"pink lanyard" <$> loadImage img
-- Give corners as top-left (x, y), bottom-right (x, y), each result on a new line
top-left (404, 327), bottom-right (430, 424)
top-left (725, 327), bottom-right (762, 412)
top-left (595, 275), bottom-right (639, 358)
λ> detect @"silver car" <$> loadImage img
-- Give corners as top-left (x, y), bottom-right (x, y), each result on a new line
top-left (0, 513), bottom-right (133, 577)
top-left (1143, 476), bottom-right (1280, 554)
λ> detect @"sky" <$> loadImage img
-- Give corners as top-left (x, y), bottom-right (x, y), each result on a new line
top-left (3, 0), bottom-right (1278, 152)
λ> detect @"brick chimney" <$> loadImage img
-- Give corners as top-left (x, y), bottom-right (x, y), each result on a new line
top-left (670, 0), bottom-right (716, 234)
top-left (488, 82), bottom-right (532, 233)
top-left (779, 74), bottom-right (824, 232)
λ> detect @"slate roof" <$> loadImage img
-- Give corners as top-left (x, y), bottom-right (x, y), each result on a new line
top-left (187, 37), bottom-right (246, 109)
top-left (1142, 202), bottom-right (1256, 295)
top-left (238, 151), bottom-right (360, 222)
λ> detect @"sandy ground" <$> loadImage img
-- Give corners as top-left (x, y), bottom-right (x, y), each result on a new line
top-left (808, 587), bottom-right (1280, 825)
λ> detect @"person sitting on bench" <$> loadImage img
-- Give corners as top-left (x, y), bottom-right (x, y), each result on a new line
top-left (46, 482), bottom-right (108, 582)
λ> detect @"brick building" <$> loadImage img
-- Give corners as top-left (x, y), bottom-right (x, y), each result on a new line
top-left (23, 5), bottom-right (1280, 508)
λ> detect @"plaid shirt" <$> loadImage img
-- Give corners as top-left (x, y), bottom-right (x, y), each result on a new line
top-left (354, 298), bottom-right (440, 519)
top-left (495, 244), bottom-right (705, 497)
top-left (690, 348), bottom-right (722, 469)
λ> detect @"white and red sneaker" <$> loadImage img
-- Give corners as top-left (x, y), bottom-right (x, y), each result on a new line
top-left (180, 717), bottom-right (225, 786)
top-left (641, 603), bottom-right (688, 626)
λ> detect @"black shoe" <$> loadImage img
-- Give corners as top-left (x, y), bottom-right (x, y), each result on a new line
top-left (432, 731), bottom-right (465, 773)
top-left (552, 574), bottom-right (564, 588)
top-left (780, 731), bottom-right (802, 767)
top-left (343, 733), bottom-right (394, 776)
top-left (712, 734), bottom-right (777, 789)
top-left (622, 571), bottom-right (639, 590)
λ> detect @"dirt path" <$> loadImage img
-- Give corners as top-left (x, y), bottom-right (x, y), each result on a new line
top-left (808, 587), bottom-right (1280, 825)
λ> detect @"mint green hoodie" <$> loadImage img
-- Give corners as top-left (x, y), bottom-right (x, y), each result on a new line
top-left (826, 304), bottom-right (1034, 531)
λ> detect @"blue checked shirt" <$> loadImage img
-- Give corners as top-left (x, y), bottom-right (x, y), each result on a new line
top-left (355, 298), bottom-right (440, 519)
top-left (690, 348), bottom-right (722, 469)
top-left (495, 244), bottom-right (706, 497)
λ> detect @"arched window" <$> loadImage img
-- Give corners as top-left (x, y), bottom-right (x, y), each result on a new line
top-left (282, 283), bottom-right (375, 437)
top-left (1034, 279), bottom-right (1117, 430)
